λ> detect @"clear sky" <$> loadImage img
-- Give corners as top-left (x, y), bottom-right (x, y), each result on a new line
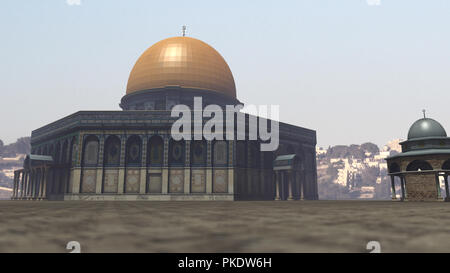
top-left (1, 0), bottom-right (449, 147)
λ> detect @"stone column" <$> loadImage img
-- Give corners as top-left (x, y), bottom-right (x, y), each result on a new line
top-left (117, 135), bottom-right (126, 194)
top-left (12, 172), bottom-right (17, 199)
top-left (20, 171), bottom-right (25, 199)
top-left (139, 136), bottom-right (147, 194)
top-left (435, 173), bottom-right (442, 200)
top-left (95, 135), bottom-right (105, 194)
top-left (162, 136), bottom-right (169, 194)
top-left (299, 170), bottom-right (304, 201)
top-left (28, 171), bottom-right (33, 199)
top-left (39, 168), bottom-right (45, 200)
top-left (400, 176), bottom-right (406, 201)
top-left (206, 141), bottom-right (212, 194)
top-left (227, 141), bottom-right (234, 196)
top-left (444, 175), bottom-right (450, 202)
top-left (41, 167), bottom-right (48, 200)
top-left (288, 171), bottom-right (294, 200)
top-left (275, 171), bottom-right (280, 200)
top-left (30, 170), bottom-right (35, 199)
top-left (390, 175), bottom-right (397, 200)
top-left (184, 140), bottom-right (191, 194)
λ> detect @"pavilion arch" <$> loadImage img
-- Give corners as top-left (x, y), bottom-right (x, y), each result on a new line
top-left (442, 159), bottom-right (450, 170)
top-left (191, 139), bottom-right (207, 166)
top-left (389, 163), bottom-right (401, 173)
top-left (82, 135), bottom-right (100, 166)
top-left (406, 160), bottom-right (433, 172)
top-left (125, 135), bottom-right (142, 166)
top-left (104, 135), bottom-right (121, 166)
top-left (169, 138), bottom-right (185, 166)
top-left (147, 135), bottom-right (164, 166)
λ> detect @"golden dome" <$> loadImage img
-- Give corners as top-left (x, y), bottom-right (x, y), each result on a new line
top-left (126, 36), bottom-right (236, 98)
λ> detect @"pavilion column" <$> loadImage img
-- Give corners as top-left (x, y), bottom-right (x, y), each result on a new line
top-left (39, 168), bottom-right (45, 200)
top-left (390, 175), bottom-right (397, 200)
top-left (299, 170), bottom-right (304, 200)
top-left (162, 136), bottom-right (169, 194)
top-left (288, 171), bottom-right (294, 200)
top-left (275, 171), bottom-right (280, 200)
top-left (435, 173), bottom-right (442, 200)
top-left (444, 175), bottom-right (450, 202)
top-left (29, 170), bottom-right (34, 199)
top-left (22, 172), bottom-right (27, 199)
top-left (28, 171), bottom-right (32, 199)
top-left (41, 167), bottom-right (48, 200)
top-left (400, 176), bottom-right (406, 201)
top-left (139, 136), bottom-right (147, 194)
top-left (12, 172), bottom-right (18, 199)
top-left (20, 171), bottom-right (25, 199)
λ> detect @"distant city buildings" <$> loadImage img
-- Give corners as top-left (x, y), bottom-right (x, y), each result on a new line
top-left (316, 139), bottom-right (403, 199)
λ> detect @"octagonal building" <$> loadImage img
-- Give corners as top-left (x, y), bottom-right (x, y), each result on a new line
top-left (11, 36), bottom-right (318, 201)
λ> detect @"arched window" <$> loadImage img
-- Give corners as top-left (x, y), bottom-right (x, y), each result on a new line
top-left (191, 140), bottom-right (207, 166)
top-left (213, 140), bottom-right (228, 166)
top-left (126, 135), bottom-right (142, 166)
top-left (406, 160), bottom-right (433, 171)
top-left (147, 136), bottom-right (164, 166)
top-left (389, 163), bottom-right (401, 173)
top-left (104, 135), bottom-right (121, 166)
top-left (82, 136), bottom-right (99, 166)
top-left (169, 139), bottom-right (185, 166)
top-left (442, 160), bottom-right (450, 170)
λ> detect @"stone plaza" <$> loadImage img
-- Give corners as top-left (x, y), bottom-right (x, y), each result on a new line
top-left (1, 200), bottom-right (450, 253)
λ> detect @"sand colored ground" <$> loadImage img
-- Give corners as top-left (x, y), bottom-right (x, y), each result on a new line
top-left (1, 200), bottom-right (450, 253)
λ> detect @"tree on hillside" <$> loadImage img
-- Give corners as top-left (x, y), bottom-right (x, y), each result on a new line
top-left (361, 142), bottom-right (379, 155)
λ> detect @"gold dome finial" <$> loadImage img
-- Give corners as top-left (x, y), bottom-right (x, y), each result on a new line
top-left (182, 25), bottom-right (187, 37)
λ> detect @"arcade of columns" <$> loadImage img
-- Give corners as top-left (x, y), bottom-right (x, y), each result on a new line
top-left (11, 167), bottom-right (50, 200)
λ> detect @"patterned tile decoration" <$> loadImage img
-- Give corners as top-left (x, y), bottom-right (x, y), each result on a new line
top-left (81, 169), bottom-right (96, 193)
top-left (83, 139), bottom-right (99, 165)
top-left (213, 169), bottom-right (228, 193)
top-left (191, 169), bottom-right (206, 193)
top-left (147, 173), bottom-right (162, 193)
top-left (405, 173), bottom-right (439, 201)
top-left (125, 169), bottom-right (140, 193)
top-left (169, 169), bottom-right (184, 193)
top-left (103, 169), bottom-right (119, 193)
top-left (214, 141), bottom-right (227, 165)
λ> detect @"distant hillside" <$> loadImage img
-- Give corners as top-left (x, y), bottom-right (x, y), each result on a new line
top-left (316, 141), bottom-right (400, 200)
top-left (0, 137), bottom-right (30, 157)
top-left (0, 137), bottom-right (30, 198)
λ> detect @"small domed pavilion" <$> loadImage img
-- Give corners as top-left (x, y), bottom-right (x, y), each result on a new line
top-left (386, 112), bottom-right (450, 201)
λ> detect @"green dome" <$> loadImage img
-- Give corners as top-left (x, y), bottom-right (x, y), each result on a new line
top-left (407, 118), bottom-right (447, 140)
